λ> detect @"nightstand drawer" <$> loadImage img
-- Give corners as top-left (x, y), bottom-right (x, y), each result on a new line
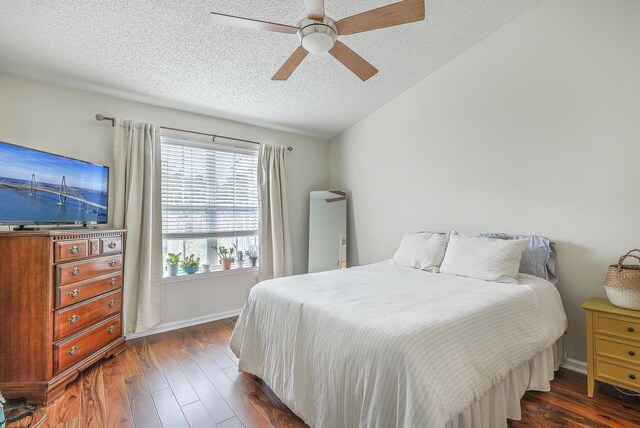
top-left (595, 335), bottom-right (640, 366)
top-left (595, 314), bottom-right (640, 342)
top-left (596, 358), bottom-right (640, 391)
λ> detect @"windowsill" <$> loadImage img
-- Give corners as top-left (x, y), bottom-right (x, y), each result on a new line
top-left (163, 266), bottom-right (258, 284)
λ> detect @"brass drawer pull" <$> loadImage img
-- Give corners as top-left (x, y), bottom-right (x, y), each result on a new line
top-left (109, 260), bottom-right (118, 267)
top-left (69, 245), bottom-right (80, 254)
top-left (68, 314), bottom-right (80, 324)
top-left (630, 374), bottom-right (637, 380)
top-left (108, 325), bottom-right (116, 334)
top-left (628, 327), bottom-right (635, 333)
top-left (69, 289), bottom-right (81, 298)
top-left (630, 351), bottom-right (636, 357)
top-left (108, 242), bottom-right (117, 249)
top-left (108, 300), bottom-right (117, 308)
top-left (67, 346), bottom-right (79, 356)
top-left (70, 267), bottom-right (81, 276)
top-left (109, 277), bottom-right (118, 286)
top-left (92, 244), bottom-right (98, 253)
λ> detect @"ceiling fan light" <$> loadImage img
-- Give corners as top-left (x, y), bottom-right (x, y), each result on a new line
top-left (302, 31), bottom-right (335, 54)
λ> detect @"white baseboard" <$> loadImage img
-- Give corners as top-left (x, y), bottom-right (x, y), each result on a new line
top-left (560, 358), bottom-right (588, 375)
top-left (126, 309), bottom-right (242, 339)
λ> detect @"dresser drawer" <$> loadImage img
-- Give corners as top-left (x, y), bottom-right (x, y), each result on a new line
top-left (57, 255), bottom-right (123, 286)
top-left (595, 313), bottom-right (640, 342)
top-left (595, 335), bottom-right (640, 366)
top-left (596, 358), bottom-right (640, 391)
top-left (56, 273), bottom-right (122, 308)
top-left (101, 237), bottom-right (122, 254)
top-left (53, 315), bottom-right (122, 374)
top-left (54, 240), bottom-right (89, 263)
top-left (89, 239), bottom-right (101, 256)
top-left (54, 289), bottom-right (122, 340)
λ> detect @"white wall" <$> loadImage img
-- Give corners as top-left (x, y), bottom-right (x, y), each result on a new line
top-left (329, 0), bottom-right (640, 362)
top-left (0, 72), bottom-right (329, 326)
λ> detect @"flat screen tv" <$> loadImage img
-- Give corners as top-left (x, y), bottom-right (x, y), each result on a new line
top-left (0, 141), bottom-right (109, 226)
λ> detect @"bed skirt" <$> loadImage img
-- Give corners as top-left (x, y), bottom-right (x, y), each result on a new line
top-left (446, 335), bottom-right (566, 428)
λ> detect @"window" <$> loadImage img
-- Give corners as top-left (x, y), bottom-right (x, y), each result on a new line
top-left (161, 136), bottom-right (259, 277)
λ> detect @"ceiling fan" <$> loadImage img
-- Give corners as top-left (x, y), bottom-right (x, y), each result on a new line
top-left (210, 0), bottom-right (425, 81)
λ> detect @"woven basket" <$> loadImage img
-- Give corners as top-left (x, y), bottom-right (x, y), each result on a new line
top-left (604, 249), bottom-right (640, 310)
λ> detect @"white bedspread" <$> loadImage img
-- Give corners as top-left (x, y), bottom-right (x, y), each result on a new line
top-left (230, 262), bottom-right (568, 428)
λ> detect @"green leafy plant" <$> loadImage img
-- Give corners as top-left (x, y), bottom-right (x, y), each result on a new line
top-left (245, 250), bottom-right (258, 259)
top-left (166, 252), bottom-right (181, 265)
top-left (180, 254), bottom-right (200, 269)
top-left (236, 250), bottom-right (244, 261)
top-left (212, 244), bottom-right (235, 261)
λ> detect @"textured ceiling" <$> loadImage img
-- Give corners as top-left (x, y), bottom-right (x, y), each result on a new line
top-left (0, 0), bottom-right (539, 139)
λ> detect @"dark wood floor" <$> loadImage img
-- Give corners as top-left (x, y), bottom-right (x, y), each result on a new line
top-left (6, 317), bottom-right (640, 427)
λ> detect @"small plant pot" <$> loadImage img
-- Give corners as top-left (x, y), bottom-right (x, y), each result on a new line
top-left (236, 259), bottom-right (244, 269)
top-left (249, 257), bottom-right (258, 267)
top-left (221, 258), bottom-right (232, 270)
top-left (167, 264), bottom-right (179, 276)
top-left (201, 264), bottom-right (211, 272)
top-left (183, 265), bottom-right (200, 274)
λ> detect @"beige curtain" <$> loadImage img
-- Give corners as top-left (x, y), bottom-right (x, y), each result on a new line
top-left (258, 143), bottom-right (293, 281)
top-left (112, 119), bottom-right (163, 334)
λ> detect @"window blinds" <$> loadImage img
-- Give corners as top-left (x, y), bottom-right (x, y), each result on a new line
top-left (161, 137), bottom-right (259, 238)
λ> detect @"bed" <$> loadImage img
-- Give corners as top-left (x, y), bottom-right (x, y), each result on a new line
top-left (230, 261), bottom-right (568, 427)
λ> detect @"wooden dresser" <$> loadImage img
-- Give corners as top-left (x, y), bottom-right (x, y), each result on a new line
top-left (0, 229), bottom-right (126, 404)
top-left (583, 297), bottom-right (640, 397)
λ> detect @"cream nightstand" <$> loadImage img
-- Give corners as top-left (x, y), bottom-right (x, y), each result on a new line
top-left (582, 297), bottom-right (640, 397)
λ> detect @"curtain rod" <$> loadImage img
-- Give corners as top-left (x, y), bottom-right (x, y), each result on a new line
top-left (95, 114), bottom-right (293, 151)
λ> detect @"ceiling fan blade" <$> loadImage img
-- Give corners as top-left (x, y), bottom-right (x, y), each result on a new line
top-left (210, 12), bottom-right (298, 34)
top-left (272, 46), bottom-right (309, 80)
top-left (303, 0), bottom-right (325, 21)
top-left (329, 41), bottom-right (378, 81)
top-left (336, 0), bottom-right (425, 35)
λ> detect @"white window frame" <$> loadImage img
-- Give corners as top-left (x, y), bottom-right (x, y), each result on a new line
top-left (160, 135), bottom-right (259, 280)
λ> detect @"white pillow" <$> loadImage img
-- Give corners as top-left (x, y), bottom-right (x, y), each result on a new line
top-left (393, 232), bottom-right (449, 272)
top-left (439, 234), bottom-right (529, 284)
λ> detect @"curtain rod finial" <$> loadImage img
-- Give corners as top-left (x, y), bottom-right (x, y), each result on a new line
top-left (287, 146), bottom-right (293, 152)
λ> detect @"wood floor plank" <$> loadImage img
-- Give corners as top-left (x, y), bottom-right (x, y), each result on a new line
top-left (147, 332), bottom-right (200, 406)
top-left (196, 356), bottom-right (274, 428)
top-left (218, 416), bottom-right (246, 428)
top-left (182, 400), bottom-right (218, 428)
top-left (120, 339), bottom-right (144, 379)
top-left (134, 337), bottom-right (170, 392)
top-left (52, 373), bottom-right (81, 425)
top-left (53, 418), bottom-right (83, 428)
top-left (169, 333), bottom-right (236, 423)
top-left (125, 374), bottom-right (162, 428)
top-left (223, 368), bottom-right (309, 428)
top-left (80, 364), bottom-right (107, 427)
top-left (509, 393), bottom-right (601, 428)
top-left (102, 355), bottom-right (134, 428)
top-left (211, 348), bottom-right (237, 370)
top-left (151, 388), bottom-right (190, 428)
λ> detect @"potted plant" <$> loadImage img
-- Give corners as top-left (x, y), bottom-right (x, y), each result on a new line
top-left (212, 244), bottom-right (235, 270)
top-left (246, 250), bottom-right (258, 267)
top-left (236, 250), bottom-right (244, 268)
top-left (180, 254), bottom-right (200, 274)
top-left (166, 252), bottom-right (181, 276)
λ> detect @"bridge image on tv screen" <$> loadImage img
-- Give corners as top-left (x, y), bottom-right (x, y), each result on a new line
top-left (0, 142), bottom-right (109, 224)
